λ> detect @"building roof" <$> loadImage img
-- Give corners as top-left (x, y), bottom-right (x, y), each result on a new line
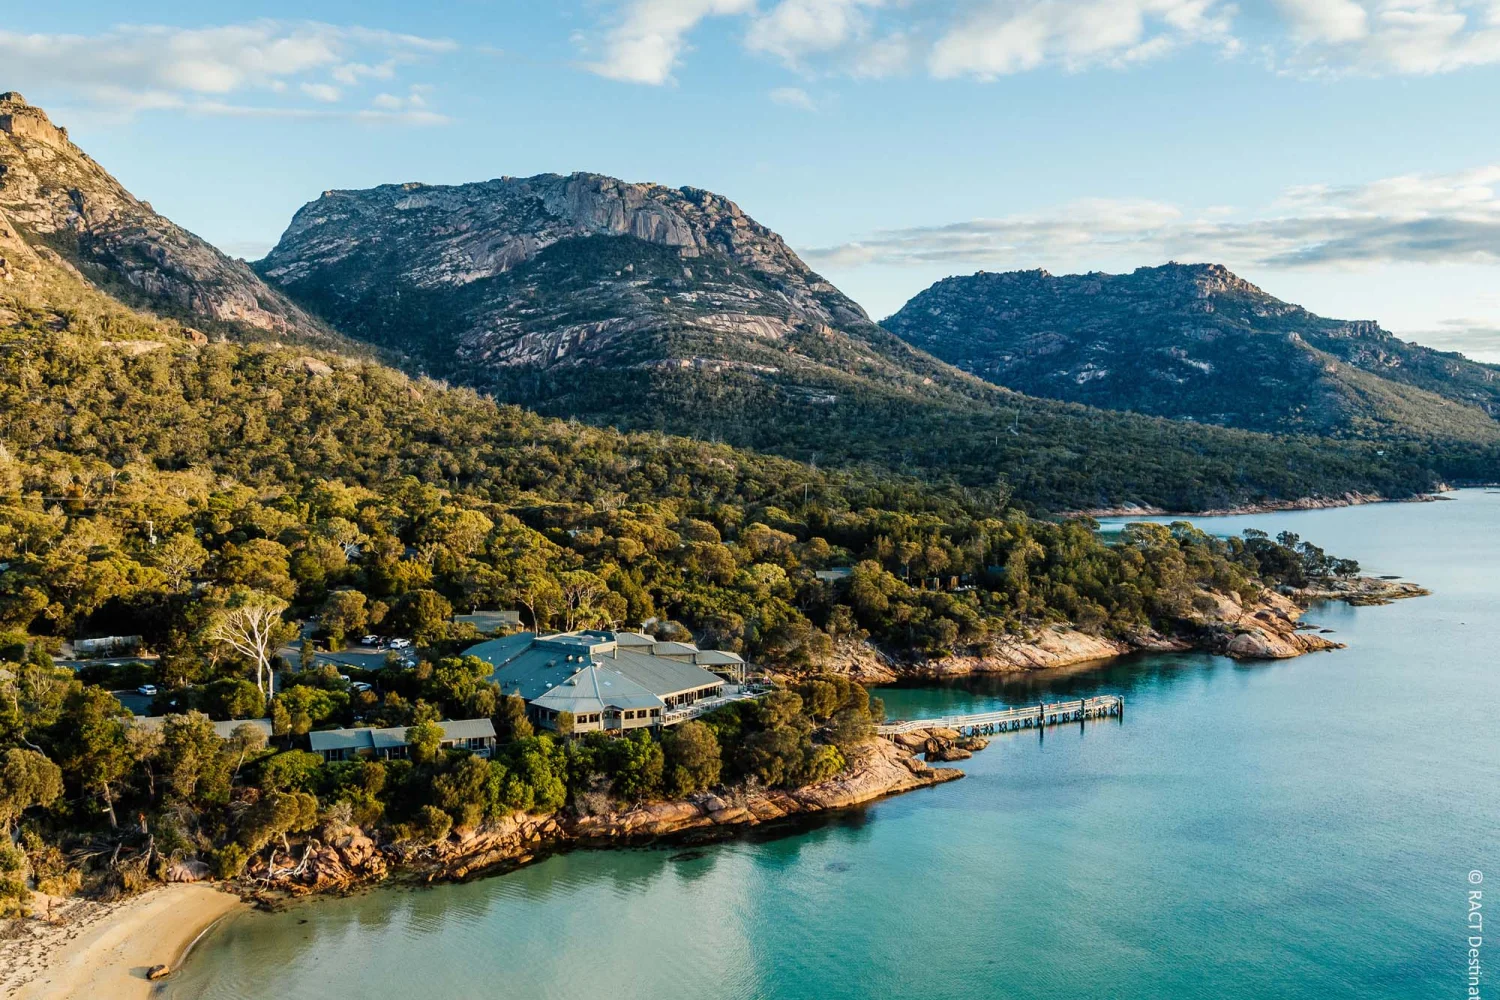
top-left (132, 716), bottom-right (273, 741)
top-left (464, 631), bottom-right (728, 707)
top-left (648, 641), bottom-right (699, 659)
top-left (613, 631), bottom-right (656, 647)
top-left (307, 718), bottom-right (496, 754)
top-left (529, 665), bottom-right (663, 715)
top-left (453, 610), bottom-right (522, 632)
top-left (692, 649), bottom-right (745, 666)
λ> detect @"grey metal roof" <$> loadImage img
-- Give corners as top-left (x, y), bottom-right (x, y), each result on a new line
top-left (453, 610), bottom-right (522, 631)
top-left (465, 630), bottom-right (726, 703)
top-left (133, 716), bottom-right (273, 740)
top-left (692, 649), bottom-right (744, 666)
top-left (649, 641), bottom-right (700, 659)
top-left (606, 648), bottom-right (724, 697)
top-left (307, 718), bottom-right (496, 754)
top-left (613, 631), bottom-right (656, 647)
top-left (530, 665), bottom-right (662, 715)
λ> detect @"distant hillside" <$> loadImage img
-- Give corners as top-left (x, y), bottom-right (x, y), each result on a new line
top-left (883, 263), bottom-right (1500, 443)
top-left (255, 177), bottom-right (1466, 511)
top-left (0, 91), bottom-right (337, 347)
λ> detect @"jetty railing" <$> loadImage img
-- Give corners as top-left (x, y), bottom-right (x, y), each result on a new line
top-left (876, 695), bottom-right (1123, 737)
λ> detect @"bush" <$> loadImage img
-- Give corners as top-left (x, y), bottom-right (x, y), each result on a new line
top-left (212, 843), bottom-right (248, 879)
top-left (663, 721), bottom-right (721, 797)
top-left (257, 751), bottom-right (324, 793)
top-left (0, 841), bottom-right (29, 917)
top-left (409, 804), bottom-right (452, 844)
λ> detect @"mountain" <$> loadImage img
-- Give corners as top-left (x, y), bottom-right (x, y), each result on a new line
top-left (257, 171), bottom-right (977, 404)
top-left (256, 175), bottom-right (1462, 511)
top-left (0, 91), bottom-right (332, 345)
top-left (882, 263), bottom-right (1500, 443)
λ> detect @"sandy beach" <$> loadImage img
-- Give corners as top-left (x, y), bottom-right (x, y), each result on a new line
top-left (3, 884), bottom-right (245, 1000)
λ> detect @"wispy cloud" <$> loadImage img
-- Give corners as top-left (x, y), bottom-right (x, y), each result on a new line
top-left (1270, 0), bottom-right (1500, 75)
top-left (1405, 318), bottom-right (1500, 358)
top-left (0, 21), bottom-right (456, 122)
top-left (804, 165), bottom-right (1500, 271)
top-left (583, 0), bottom-right (755, 85)
top-left (580, 0), bottom-right (1500, 83)
top-left (769, 85), bottom-right (819, 110)
top-left (928, 0), bottom-right (1239, 79)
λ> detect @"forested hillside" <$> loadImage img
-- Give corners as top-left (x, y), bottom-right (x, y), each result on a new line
top-left (254, 176), bottom-right (1462, 511)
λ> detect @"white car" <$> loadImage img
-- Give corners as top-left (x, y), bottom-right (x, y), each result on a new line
top-left (389, 638), bottom-right (412, 649)
top-left (360, 635), bottom-right (381, 646)
top-left (351, 681), bottom-right (373, 693)
top-left (137, 684), bottom-right (158, 696)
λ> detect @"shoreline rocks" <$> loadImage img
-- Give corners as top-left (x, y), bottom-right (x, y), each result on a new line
top-left (244, 736), bottom-right (968, 894)
top-left (1071, 490), bottom-right (1446, 520)
top-left (825, 573), bottom-right (1426, 682)
top-left (1291, 577), bottom-right (1430, 607)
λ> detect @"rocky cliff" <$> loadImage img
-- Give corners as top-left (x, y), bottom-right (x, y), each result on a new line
top-left (883, 263), bottom-right (1500, 444)
top-left (0, 93), bottom-right (331, 343)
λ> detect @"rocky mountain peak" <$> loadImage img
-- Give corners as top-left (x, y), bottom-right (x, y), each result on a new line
top-left (883, 262), bottom-right (1500, 439)
top-left (0, 91), bottom-right (71, 149)
top-left (0, 96), bottom-right (329, 341)
top-left (1130, 261), bottom-right (1267, 300)
top-left (264, 171), bottom-right (837, 308)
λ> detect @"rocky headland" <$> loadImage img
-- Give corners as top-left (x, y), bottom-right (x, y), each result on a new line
top-left (823, 576), bottom-right (1427, 684)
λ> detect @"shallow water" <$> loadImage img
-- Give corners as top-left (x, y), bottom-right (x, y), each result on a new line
top-left (167, 490), bottom-right (1500, 1000)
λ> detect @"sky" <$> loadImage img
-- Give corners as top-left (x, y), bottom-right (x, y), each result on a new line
top-left (4, 1), bottom-right (1500, 360)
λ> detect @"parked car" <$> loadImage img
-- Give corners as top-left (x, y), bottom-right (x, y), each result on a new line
top-left (136, 684), bottom-right (158, 696)
top-left (338, 674), bottom-right (351, 683)
top-left (360, 635), bottom-right (381, 646)
top-left (389, 638), bottom-right (412, 649)
top-left (351, 681), bottom-right (373, 693)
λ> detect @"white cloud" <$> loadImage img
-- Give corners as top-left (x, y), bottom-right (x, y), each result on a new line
top-left (746, 0), bottom-right (884, 65)
top-left (300, 82), bottom-right (342, 102)
top-left (769, 85), bottom-right (819, 109)
top-left (1407, 317), bottom-right (1500, 358)
top-left (585, 0), bottom-right (756, 85)
top-left (1274, 0), bottom-right (1370, 44)
top-left (848, 32), bottom-right (913, 77)
top-left (331, 60), bottom-right (398, 85)
top-left (580, 0), bottom-right (1500, 83)
top-left (1272, 0), bottom-right (1500, 74)
top-left (805, 164), bottom-right (1500, 272)
top-left (929, 0), bottom-right (1237, 79)
top-left (0, 21), bottom-right (455, 120)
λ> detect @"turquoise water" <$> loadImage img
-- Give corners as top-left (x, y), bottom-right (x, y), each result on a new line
top-left (167, 491), bottom-right (1500, 1000)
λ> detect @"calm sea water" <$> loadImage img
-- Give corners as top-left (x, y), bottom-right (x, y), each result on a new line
top-left (167, 491), bottom-right (1500, 1000)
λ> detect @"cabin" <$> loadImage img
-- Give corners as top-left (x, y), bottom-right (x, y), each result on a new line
top-left (132, 716), bottom-right (274, 741)
top-left (462, 630), bottom-right (750, 734)
top-left (307, 718), bottom-right (497, 762)
top-left (452, 609), bottom-right (522, 634)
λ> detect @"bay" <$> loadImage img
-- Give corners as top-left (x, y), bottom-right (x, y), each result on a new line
top-left (166, 489), bottom-right (1500, 999)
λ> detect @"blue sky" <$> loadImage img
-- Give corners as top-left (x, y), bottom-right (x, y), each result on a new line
top-left (5, 1), bottom-right (1500, 358)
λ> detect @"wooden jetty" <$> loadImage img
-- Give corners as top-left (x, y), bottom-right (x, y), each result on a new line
top-left (876, 695), bottom-right (1124, 738)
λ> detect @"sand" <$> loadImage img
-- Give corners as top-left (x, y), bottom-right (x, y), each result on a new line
top-left (3, 883), bottom-right (245, 999)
